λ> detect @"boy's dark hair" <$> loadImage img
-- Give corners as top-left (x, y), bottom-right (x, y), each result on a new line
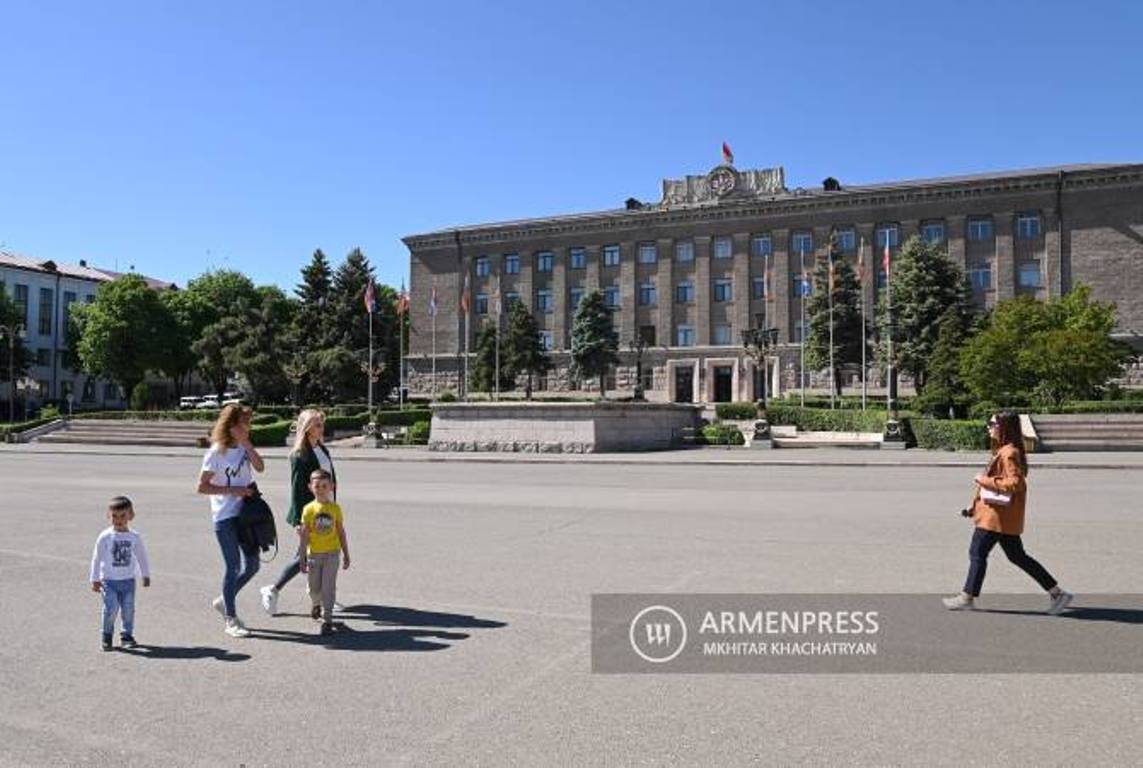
top-left (309, 469), bottom-right (332, 482)
top-left (108, 496), bottom-right (133, 512)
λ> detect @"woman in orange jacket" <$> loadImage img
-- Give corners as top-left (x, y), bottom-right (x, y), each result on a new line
top-left (943, 412), bottom-right (1073, 614)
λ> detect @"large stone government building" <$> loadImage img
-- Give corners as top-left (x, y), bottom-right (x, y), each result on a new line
top-left (402, 162), bottom-right (1143, 402)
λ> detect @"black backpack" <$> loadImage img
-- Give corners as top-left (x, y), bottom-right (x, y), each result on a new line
top-left (238, 490), bottom-right (278, 560)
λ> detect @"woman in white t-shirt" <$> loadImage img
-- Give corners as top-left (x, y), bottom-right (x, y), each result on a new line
top-left (197, 404), bottom-right (265, 638)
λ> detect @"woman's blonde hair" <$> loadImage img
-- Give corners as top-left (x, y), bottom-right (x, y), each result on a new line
top-left (210, 404), bottom-right (252, 449)
top-left (292, 408), bottom-right (326, 454)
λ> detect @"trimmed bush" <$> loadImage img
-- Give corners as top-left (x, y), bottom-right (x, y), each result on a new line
top-left (406, 420), bottom-right (431, 444)
top-left (256, 405), bottom-right (299, 419)
top-left (73, 410), bottom-right (220, 422)
top-left (699, 422), bottom-right (746, 446)
top-left (765, 403), bottom-right (887, 432)
top-left (250, 413), bottom-right (280, 426)
top-left (908, 418), bottom-right (989, 451)
top-left (375, 409), bottom-right (432, 427)
top-left (715, 401), bottom-right (759, 421)
top-left (0, 418), bottom-right (57, 439)
top-left (250, 420), bottom-right (292, 447)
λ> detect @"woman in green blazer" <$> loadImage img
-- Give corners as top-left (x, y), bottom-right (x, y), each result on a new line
top-left (259, 409), bottom-right (337, 616)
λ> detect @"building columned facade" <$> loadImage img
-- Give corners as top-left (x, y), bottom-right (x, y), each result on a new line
top-left (0, 251), bottom-right (175, 412)
top-left (402, 162), bottom-right (1143, 402)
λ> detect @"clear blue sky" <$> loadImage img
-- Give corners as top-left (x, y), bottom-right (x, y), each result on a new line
top-left (2, 1), bottom-right (1140, 293)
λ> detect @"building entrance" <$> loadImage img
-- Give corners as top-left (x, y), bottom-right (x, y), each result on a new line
top-left (674, 366), bottom-right (694, 403)
top-left (713, 365), bottom-right (733, 403)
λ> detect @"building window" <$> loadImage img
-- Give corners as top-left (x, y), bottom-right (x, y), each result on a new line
top-left (876, 269), bottom-right (888, 290)
top-left (713, 324), bottom-right (732, 346)
top-left (536, 251), bottom-right (553, 273)
top-left (876, 225), bottom-right (899, 249)
top-left (39, 288), bottom-right (53, 335)
top-left (639, 325), bottom-right (656, 346)
top-left (1018, 262), bottom-right (1043, 288)
top-left (798, 272), bottom-right (813, 296)
top-left (104, 383), bottom-right (120, 401)
top-left (14, 284), bottom-right (29, 326)
top-left (713, 237), bottom-right (732, 260)
top-left (640, 366), bottom-right (654, 392)
top-left (476, 257), bottom-right (491, 277)
top-left (536, 289), bottom-right (553, 313)
top-left (752, 277), bottom-right (766, 299)
top-left (968, 217), bottom-right (993, 241)
top-left (752, 234), bottom-right (772, 257)
top-left (968, 265), bottom-right (992, 291)
top-left (676, 325), bottom-right (695, 347)
top-left (638, 281), bottom-right (657, 306)
top-left (675, 241), bottom-right (694, 262)
top-left (63, 291), bottom-right (77, 322)
top-left (570, 248), bottom-right (586, 269)
top-left (85, 294), bottom-right (96, 303)
top-left (603, 245), bottom-right (621, 267)
top-left (835, 228), bottom-right (856, 252)
top-left (569, 287), bottom-right (584, 309)
top-left (36, 348), bottom-right (51, 366)
top-left (638, 243), bottom-right (657, 264)
top-left (676, 281), bottom-right (695, 304)
top-left (794, 320), bottom-right (807, 343)
top-left (504, 254), bottom-right (520, 274)
top-left (792, 232), bottom-right (813, 255)
top-left (476, 293), bottom-right (489, 315)
top-left (604, 285), bottom-right (620, 308)
top-left (1017, 213), bottom-right (1041, 240)
top-left (714, 279), bottom-right (733, 302)
top-left (506, 291), bottom-right (521, 310)
top-left (539, 330), bottom-right (554, 351)
top-left (922, 221), bottom-right (945, 245)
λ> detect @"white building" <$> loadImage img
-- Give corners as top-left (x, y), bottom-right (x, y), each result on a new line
top-left (0, 251), bottom-right (175, 413)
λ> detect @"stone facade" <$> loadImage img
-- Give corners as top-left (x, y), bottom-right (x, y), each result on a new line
top-left (402, 163), bottom-right (1143, 402)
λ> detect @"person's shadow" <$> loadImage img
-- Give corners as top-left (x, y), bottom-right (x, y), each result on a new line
top-left (118, 645), bottom-right (251, 662)
top-left (976, 607), bottom-right (1143, 624)
top-left (250, 603), bottom-right (507, 651)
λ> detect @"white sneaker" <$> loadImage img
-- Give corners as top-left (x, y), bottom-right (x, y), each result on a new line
top-left (260, 585), bottom-right (279, 616)
top-left (1047, 591), bottom-right (1074, 615)
top-left (942, 594), bottom-right (976, 611)
top-left (333, 601), bottom-right (345, 613)
top-left (224, 618), bottom-right (250, 638)
top-left (211, 596), bottom-right (226, 617)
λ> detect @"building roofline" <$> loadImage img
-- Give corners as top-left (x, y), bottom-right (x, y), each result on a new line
top-left (0, 250), bottom-right (176, 288)
top-left (402, 162), bottom-right (1143, 249)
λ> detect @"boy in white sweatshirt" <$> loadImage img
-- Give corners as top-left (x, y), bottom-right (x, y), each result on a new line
top-left (90, 496), bottom-right (151, 651)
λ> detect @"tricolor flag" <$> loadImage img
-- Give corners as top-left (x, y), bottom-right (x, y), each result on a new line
top-left (721, 141), bottom-right (734, 166)
top-left (800, 270), bottom-right (812, 297)
top-left (396, 281), bottom-right (409, 315)
top-left (429, 281), bottom-right (438, 317)
top-left (364, 280), bottom-right (376, 314)
top-left (763, 269), bottom-right (771, 300)
top-left (460, 271), bottom-right (471, 314)
top-left (883, 242), bottom-right (892, 280)
top-left (828, 258), bottom-right (836, 293)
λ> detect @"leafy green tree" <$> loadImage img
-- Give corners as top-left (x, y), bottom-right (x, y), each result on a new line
top-left (192, 315), bottom-right (247, 401)
top-left (184, 270), bottom-right (260, 322)
top-left (471, 322), bottom-right (512, 394)
top-left (157, 289), bottom-right (212, 400)
top-left (912, 308), bottom-right (972, 417)
top-left (960, 285), bottom-right (1132, 408)
top-left (229, 287), bottom-right (296, 403)
top-left (805, 247), bottom-right (866, 396)
top-left (73, 275), bottom-right (168, 399)
top-left (503, 302), bottom-right (550, 399)
top-left (876, 236), bottom-right (972, 393)
top-left (569, 290), bottom-right (618, 398)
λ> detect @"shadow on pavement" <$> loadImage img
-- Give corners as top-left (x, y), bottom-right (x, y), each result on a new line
top-left (118, 644), bottom-right (251, 662)
top-left (249, 604), bottom-right (508, 651)
top-left (975, 607), bottom-right (1143, 624)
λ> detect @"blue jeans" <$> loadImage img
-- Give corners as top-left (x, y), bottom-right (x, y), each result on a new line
top-left (215, 517), bottom-right (261, 617)
top-left (963, 527), bottom-right (1058, 597)
top-left (101, 578), bottom-right (136, 637)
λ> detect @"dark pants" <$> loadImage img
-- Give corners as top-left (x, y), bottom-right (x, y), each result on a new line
top-left (215, 517), bottom-right (261, 617)
top-left (963, 527), bottom-right (1058, 597)
top-left (272, 556), bottom-right (302, 592)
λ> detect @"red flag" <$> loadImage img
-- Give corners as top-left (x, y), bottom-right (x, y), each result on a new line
top-left (364, 280), bottom-right (376, 314)
top-left (395, 281), bottom-right (409, 315)
top-left (883, 242), bottom-right (891, 279)
top-left (460, 272), bottom-right (471, 314)
top-left (721, 141), bottom-right (734, 166)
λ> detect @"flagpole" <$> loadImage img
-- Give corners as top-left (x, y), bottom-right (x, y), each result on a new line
top-left (860, 236), bottom-right (867, 412)
top-left (799, 246), bottom-right (806, 407)
top-left (431, 281), bottom-right (437, 400)
top-left (828, 241), bottom-right (835, 410)
top-left (464, 308), bottom-right (470, 401)
top-left (399, 278), bottom-right (406, 412)
top-left (368, 296), bottom-right (374, 415)
top-left (885, 239), bottom-right (893, 416)
top-left (494, 275), bottom-right (501, 402)
top-left (763, 251), bottom-right (769, 406)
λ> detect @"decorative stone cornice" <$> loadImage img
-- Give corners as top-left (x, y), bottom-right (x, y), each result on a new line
top-left (402, 164), bottom-right (1143, 251)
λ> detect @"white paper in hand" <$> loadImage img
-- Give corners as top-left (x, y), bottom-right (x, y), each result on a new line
top-left (980, 488), bottom-right (1011, 506)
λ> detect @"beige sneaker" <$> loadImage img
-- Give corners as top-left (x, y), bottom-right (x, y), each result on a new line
top-left (942, 594), bottom-right (976, 611)
top-left (224, 618), bottom-right (250, 638)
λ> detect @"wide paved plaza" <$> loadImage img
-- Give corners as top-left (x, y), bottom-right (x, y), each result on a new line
top-left (2, 449), bottom-right (1141, 767)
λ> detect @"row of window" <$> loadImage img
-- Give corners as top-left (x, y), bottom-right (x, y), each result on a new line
top-left (469, 214), bottom-right (1045, 277)
top-left (0, 283), bottom-right (92, 336)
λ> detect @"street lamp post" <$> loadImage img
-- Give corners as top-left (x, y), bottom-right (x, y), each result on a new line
top-left (629, 333), bottom-right (649, 401)
top-left (741, 323), bottom-right (778, 410)
top-left (1, 324), bottom-right (25, 424)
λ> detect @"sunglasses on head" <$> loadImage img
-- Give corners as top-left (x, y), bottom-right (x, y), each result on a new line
top-left (988, 419), bottom-right (999, 427)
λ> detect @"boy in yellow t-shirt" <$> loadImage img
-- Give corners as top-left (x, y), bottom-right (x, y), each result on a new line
top-left (298, 469), bottom-right (350, 635)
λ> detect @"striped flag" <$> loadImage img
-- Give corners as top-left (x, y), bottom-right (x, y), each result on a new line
top-left (395, 281), bottom-right (409, 315)
top-left (883, 242), bottom-right (892, 281)
top-left (721, 141), bottom-right (734, 166)
top-left (828, 258), bottom-right (836, 293)
top-left (363, 280), bottom-right (376, 314)
top-left (460, 271), bottom-right (471, 314)
top-left (429, 281), bottom-right (438, 317)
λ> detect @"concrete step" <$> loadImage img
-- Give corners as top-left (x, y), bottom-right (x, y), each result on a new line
top-left (772, 431), bottom-right (883, 449)
top-left (37, 433), bottom-right (203, 447)
top-left (35, 420), bottom-right (212, 447)
top-left (1037, 440), bottom-right (1143, 452)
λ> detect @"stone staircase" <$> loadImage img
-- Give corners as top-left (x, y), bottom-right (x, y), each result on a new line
top-left (36, 419), bottom-right (210, 447)
top-left (1029, 414), bottom-right (1143, 452)
top-left (768, 425), bottom-right (883, 449)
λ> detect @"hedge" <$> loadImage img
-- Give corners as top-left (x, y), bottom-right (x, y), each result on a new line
top-left (250, 420), bottom-right (292, 447)
top-left (908, 418), bottom-right (989, 451)
top-left (771, 395), bottom-right (912, 412)
top-left (73, 410), bottom-right (222, 421)
top-left (0, 417), bottom-right (56, 439)
top-left (715, 402), bottom-right (759, 421)
top-left (764, 404), bottom-right (888, 432)
top-left (375, 409), bottom-right (432, 426)
top-left (406, 420), bottom-right (431, 444)
top-left (698, 422), bottom-right (746, 446)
